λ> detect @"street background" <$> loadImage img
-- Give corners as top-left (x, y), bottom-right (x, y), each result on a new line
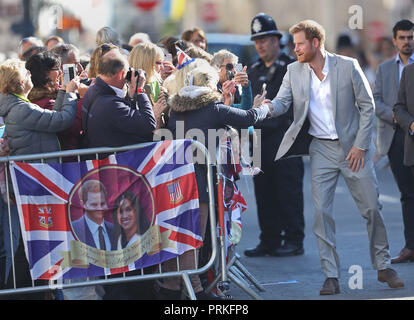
top-left (1, 0), bottom-right (414, 301)
top-left (230, 157), bottom-right (414, 300)
top-left (2, 0), bottom-right (414, 63)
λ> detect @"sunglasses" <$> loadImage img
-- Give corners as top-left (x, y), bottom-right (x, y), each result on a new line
top-left (100, 43), bottom-right (113, 54)
top-left (221, 63), bottom-right (235, 71)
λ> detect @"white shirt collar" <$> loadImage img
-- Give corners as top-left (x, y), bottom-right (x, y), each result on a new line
top-left (84, 213), bottom-right (108, 235)
top-left (307, 54), bottom-right (329, 78)
top-left (108, 84), bottom-right (125, 98)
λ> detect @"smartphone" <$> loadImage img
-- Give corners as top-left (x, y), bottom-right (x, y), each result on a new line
top-left (235, 63), bottom-right (243, 73)
top-left (261, 83), bottom-right (267, 95)
top-left (164, 53), bottom-right (173, 63)
top-left (63, 64), bottom-right (76, 85)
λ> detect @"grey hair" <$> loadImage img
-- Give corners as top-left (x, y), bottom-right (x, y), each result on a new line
top-left (98, 49), bottom-right (129, 77)
top-left (128, 33), bottom-right (151, 46)
top-left (210, 49), bottom-right (238, 70)
top-left (96, 26), bottom-right (122, 47)
top-left (18, 37), bottom-right (44, 56)
top-left (50, 44), bottom-right (79, 64)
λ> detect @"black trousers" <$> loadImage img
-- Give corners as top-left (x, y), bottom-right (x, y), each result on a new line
top-left (388, 127), bottom-right (414, 250)
top-left (253, 154), bottom-right (305, 249)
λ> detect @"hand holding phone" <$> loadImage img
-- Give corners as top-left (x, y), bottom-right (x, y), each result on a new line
top-left (235, 63), bottom-right (243, 73)
top-left (261, 83), bottom-right (267, 96)
top-left (65, 77), bottom-right (80, 93)
top-left (63, 64), bottom-right (76, 85)
top-left (234, 65), bottom-right (249, 87)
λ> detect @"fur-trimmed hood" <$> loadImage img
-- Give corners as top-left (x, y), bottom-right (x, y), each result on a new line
top-left (28, 87), bottom-right (58, 102)
top-left (169, 86), bottom-right (223, 113)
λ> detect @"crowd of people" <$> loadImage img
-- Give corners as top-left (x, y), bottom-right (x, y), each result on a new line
top-left (0, 11), bottom-right (413, 300)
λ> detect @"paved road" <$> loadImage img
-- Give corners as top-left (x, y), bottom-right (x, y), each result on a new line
top-left (226, 157), bottom-right (414, 300)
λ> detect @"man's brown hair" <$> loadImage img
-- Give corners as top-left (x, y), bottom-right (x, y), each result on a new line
top-left (78, 180), bottom-right (107, 203)
top-left (98, 49), bottom-right (127, 77)
top-left (289, 20), bottom-right (326, 48)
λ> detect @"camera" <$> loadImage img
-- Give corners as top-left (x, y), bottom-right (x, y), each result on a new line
top-left (226, 70), bottom-right (234, 81)
top-left (126, 68), bottom-right (139, 82)
top-left (226, 64), bottom-right (235, 81)
top-left (63, 64), bottom-right (76, 85)
top-left (80, 78), bottom-right (92, 86)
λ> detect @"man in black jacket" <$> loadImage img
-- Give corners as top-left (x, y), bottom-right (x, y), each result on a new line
top-left (79, 48), bottom-right (157, 300)
top-left (82, 48), bottom-right (156, 150)
top-left (244, 13), bottom-right (305, 257)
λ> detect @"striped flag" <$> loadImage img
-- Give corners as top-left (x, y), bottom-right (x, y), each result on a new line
top-left (218, 134), bottom-right (247, 249)
top-left (9, 140), bottom-right (202, 281)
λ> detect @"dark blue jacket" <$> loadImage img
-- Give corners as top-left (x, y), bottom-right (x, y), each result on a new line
top-left (72, 215), bottom-right (115, 250)
top-left (82, 77), bottom-right (156, 148)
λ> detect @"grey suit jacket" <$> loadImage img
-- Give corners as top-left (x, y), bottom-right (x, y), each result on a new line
top-left (271, 52), bottom-right (375, 161)
top-left (393, 63), bottom-right (414, 166)
top-left (373, 57), bottom-right (399, 156)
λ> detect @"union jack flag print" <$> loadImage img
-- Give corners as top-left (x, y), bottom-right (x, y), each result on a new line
top-left (218, 134), bottom-right (247, 250)
top-left (9, 140), bottom-right (202, 281)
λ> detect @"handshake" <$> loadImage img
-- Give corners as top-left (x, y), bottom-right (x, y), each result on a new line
top-left (253, 87), bottom-right (273, 115)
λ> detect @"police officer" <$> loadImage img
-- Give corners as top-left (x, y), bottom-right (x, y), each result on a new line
top-left (244, 13), bottom-right (305, 257)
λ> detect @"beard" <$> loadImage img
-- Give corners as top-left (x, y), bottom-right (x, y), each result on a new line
top-left (401, 45), bottom-right (413, 56)
top-left (297, 51), bottom-right (315, 63)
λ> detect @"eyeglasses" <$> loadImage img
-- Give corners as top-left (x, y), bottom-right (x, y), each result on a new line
top-left (221, 63), bottom-right (235, 71)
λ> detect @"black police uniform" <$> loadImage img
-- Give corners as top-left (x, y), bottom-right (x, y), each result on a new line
top-left (246, 13), bottom-right (305, 257)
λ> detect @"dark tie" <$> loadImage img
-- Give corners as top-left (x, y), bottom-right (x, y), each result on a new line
top-left (98, 226), bottom-right (106, 250)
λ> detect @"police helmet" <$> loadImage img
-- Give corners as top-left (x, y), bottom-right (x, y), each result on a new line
top-left (250, 13), bottom-right (283, 41)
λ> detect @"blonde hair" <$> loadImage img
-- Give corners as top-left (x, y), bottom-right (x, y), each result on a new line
top-left (289, 20), bottom-right (326, 48)
top-left (185, 46), bottom-right (213, 63)
top-left (190, 64), bottom-right (219, 88)
top-left (163, 58), bottom-right (211, 95)
top-left (0, 59), bottom-right (25, 95)
top-left (128, 42), bottom-right (164, 83)
top-left (129, 32), bottom-right (151, 46)
top-left (89, 43), bottom-right (119, 78)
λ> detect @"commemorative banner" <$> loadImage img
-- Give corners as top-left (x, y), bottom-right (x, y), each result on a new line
top-left (9, 140), bottom-right (202, 280)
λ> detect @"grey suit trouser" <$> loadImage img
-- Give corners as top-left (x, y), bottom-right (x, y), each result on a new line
top-left (309, 138), bottom-right (391, 278)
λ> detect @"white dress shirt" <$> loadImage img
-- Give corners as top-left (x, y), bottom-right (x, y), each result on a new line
top-left (85, 214), bottom-right (111, 250)
top-left (396, 52), bottom-right (414, 81)
top-left (307, 57), bottom-right (339, 140)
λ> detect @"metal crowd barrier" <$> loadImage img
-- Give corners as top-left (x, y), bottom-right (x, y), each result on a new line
top-left (0, 140), bottom-right (217, 300)
top-left (206, 156), bottom-right (265, 300)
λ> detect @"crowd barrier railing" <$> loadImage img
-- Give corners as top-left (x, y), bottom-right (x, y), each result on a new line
top-left (207, 158), bottom-right (265, 300)
top-left (0, 140), bottom-right (217, 300)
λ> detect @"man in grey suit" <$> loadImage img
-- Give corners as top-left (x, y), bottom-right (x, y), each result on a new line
top-left (374, 20), bottom-right (414, 264)
top-left (263, 20), bottom-right (404, 295)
